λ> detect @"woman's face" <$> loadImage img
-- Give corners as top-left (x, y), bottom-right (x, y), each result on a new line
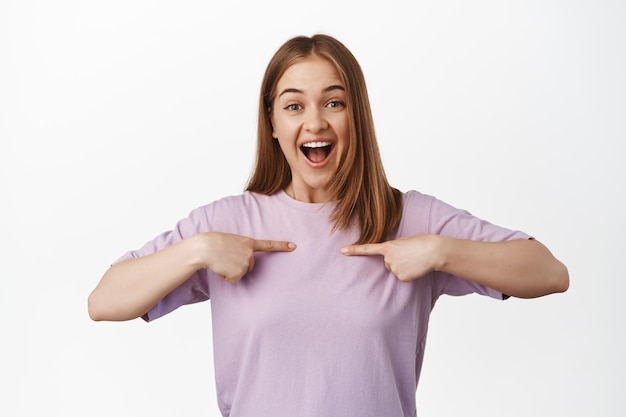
top-left (271, 56), bottom-right (349, 203)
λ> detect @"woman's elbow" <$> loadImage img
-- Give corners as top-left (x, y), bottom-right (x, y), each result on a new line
top-left (87, 290), bottom-right (118, 321)
top-left (550, 259), bottom-right (570, 294)
top-left (531, 240), bottom-right (569, 296)
top-left (87, 290), bottom-right (140, 322)
top-left (87, 291), bottom-right (105, 321)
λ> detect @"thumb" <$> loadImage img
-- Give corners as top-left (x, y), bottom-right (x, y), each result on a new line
top-left (251, 239), bottom-right (297, 253)
top-left (341, 243), bottom-right (384, 256)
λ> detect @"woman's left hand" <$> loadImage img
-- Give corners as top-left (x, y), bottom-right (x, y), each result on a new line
top-left (343, 235), bottom-right (569, 297)
top-left (341, 234), bottom-right (441, 282)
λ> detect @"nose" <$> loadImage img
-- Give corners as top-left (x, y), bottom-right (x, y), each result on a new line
top-left (304, 108), bottom-right (328, 133)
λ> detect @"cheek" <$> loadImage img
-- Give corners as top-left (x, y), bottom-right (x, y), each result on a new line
top-left (335, 117), bottom-right (350, 144)
top-left (271, 116), bottom-right (289, 137)
top-left (276, 137), bottom-right (295, 155)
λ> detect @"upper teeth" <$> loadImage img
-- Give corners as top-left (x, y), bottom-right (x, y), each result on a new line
top-left (302, 141), bottom-right (331, 148)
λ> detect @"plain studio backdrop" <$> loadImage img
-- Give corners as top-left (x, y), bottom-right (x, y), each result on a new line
top-left (1, 1), bottom-right (624, 416)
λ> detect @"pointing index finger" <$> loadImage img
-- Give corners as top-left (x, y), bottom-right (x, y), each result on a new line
top-left (341, 243), bottom-right (384, 256)
top-left (251, 239), bottom-right (297, 252)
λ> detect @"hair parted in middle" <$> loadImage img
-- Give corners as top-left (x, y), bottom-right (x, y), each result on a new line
top-left (246, 33), bottom-right (403, 244)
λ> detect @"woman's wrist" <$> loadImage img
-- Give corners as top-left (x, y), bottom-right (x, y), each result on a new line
top-left (432, 235), bottom-right (453, 273)
top-left (183, 233), bottom-right (214, 271)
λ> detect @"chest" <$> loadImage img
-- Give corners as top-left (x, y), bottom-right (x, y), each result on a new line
top-left (206, 200), bottom-right (434, 356)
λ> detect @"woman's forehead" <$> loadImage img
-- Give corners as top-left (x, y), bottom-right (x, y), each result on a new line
top-left (276, 56), bottom-right (343, 93)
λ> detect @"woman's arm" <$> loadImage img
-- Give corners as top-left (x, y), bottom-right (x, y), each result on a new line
top-left (341, 236), bottom-right (568, 298)
top-left (434, 237), bottom-right (568, 297)
top-left (88, 233), bottom-right (296, 322)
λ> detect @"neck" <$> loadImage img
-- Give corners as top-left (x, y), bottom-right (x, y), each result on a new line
top-left (284, 183), bottom-right (335, 204)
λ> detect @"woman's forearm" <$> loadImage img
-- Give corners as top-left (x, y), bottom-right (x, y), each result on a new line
top-left (88, 233), bottom-right (296, 321)
top-left (88, 235), bottom-right (207, 322)
top-left (436, 237), bottom-right (569, 298)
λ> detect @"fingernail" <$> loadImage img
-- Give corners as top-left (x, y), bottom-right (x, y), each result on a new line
top-left (288, 242), bottom-right (297, 250)
top-left (340, 247), bottom-right (348, 254)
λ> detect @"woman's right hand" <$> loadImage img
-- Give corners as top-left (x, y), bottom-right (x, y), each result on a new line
top-left (89, 232), bottom-right (296, 321)
top-left (196, 232), bottom-right (296, 283)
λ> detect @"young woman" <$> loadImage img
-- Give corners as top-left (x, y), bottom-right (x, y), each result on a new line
top-left (88, 34), bottom-right (569, 417)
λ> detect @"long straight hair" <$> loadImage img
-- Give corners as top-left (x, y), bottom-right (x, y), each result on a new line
top-left (246, 34), bottom-right (402, 244)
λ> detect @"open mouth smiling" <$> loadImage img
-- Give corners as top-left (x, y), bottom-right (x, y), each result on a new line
top-left (300, 141), bottom-right (333, 163)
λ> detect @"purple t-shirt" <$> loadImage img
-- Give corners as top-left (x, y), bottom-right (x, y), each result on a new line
top-left (116, 190), bottom-right (529, 417)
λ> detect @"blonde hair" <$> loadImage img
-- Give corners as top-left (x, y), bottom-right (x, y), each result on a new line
top-left (246, 34), bottom-right (402, 244)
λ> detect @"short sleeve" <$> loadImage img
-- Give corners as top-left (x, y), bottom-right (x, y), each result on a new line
top-left (113, 206), bottom-right (211, 322)
top-left (422, 194), bottom-right (531, 300)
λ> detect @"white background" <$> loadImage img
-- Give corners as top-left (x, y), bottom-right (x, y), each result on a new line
top-left (1, 1), bottom-right (624, 416)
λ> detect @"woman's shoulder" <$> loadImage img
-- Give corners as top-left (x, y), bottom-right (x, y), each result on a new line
top-left (401, 189), bottom-right (436, 209)
top-left (401, 189), bottom-right (465, 214)
top-left (396, 190), bottom-right (436, 234)
top-left (191, 191), bottom-right (281, 219)
top-left (398, 190), bottom-right (476, 235)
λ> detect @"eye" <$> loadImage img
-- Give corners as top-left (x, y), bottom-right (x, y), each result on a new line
top-left (326, 100), bottom-right (345, 109)
top-left (284, 103), bottom-right (302, 111)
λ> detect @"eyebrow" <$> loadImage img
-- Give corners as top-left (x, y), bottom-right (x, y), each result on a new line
top-left (278, 84), bottom-right (345, 98)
